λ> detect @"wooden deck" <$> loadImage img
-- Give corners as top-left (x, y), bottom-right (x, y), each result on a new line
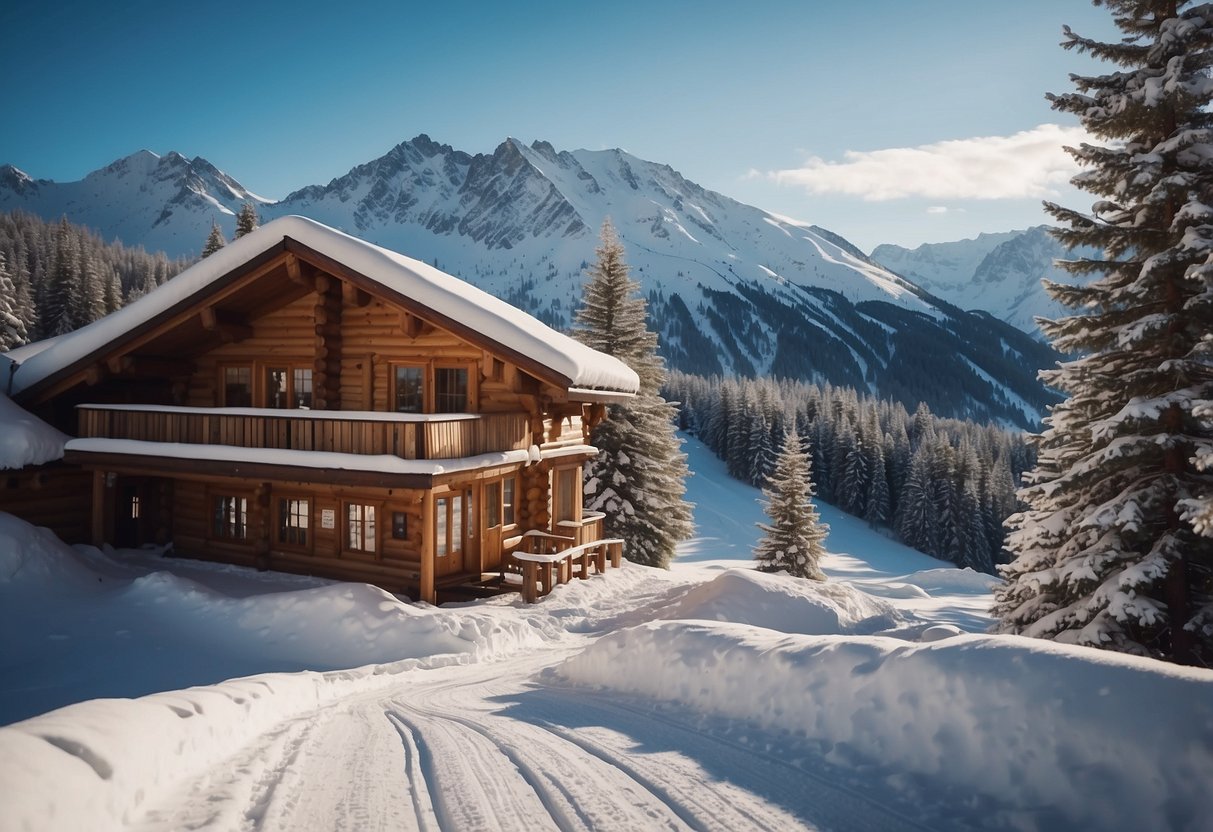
top-left (77, 405), bottom-right (530, 460)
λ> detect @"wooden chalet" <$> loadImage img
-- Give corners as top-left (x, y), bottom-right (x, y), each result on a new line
top-left (0, 216), bottom-right (639, 603)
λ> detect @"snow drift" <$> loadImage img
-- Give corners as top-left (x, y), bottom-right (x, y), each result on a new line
top-left (664, 568), bottom-right (903, 635)
top-left (0, 392), bottom-right (66, 470)
top-left (553, 620), bottom-right (1213, 831)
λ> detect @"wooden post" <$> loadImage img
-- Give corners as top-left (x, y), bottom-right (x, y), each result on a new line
top-left (420, 491), bottom-right (435, 604)
top-left (91, 470), bottom-right (106, 547)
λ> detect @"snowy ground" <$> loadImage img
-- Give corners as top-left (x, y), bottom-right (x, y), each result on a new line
top-left (2, 435), bottom-right (1211, 831)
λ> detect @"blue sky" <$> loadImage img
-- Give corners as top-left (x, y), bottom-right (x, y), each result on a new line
top-left (2, 0), bottom-right (1117, 251)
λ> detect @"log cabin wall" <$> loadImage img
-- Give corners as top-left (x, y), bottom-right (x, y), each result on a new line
top-left (181, 290), bottom-right (542, 417)
top-left (170, 477), bottom-right (428, 593)
top-left (0, 464), bottom-right (92, 544)
top-left (186, 294), bottom-right (318, 408)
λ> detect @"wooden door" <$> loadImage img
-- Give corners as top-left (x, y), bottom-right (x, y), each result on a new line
top-left (114, 478), bottom-right (158, 548)
top-left (482, 480), bottom-right (503, 572)
top-left (435, 493), bottom-right (466, 577)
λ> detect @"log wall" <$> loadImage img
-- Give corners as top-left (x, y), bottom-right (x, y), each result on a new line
top-left (0, 464), bottom-right (93, 544)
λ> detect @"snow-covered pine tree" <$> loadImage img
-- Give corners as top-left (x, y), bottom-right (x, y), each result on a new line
top-left (995, 1), bottom-right (1213, 665)
top-left (0, 251), bottom-right (28, 349)
top-left (574, 219), bottom-right (693, 568)
top-left (202, 221), bottom-right (226, 258)
top-left (235, 203), bottom-right (259, 238)
top-left (754, 427), bottom-right (827, 580)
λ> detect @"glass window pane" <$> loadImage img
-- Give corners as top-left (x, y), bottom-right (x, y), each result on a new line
top-left (451, 495), bottom-right (463, 553)
top-left (557, 469), bottom-right (575, 522)
top-left (436, 498), bottom-right (448, 557)
top-left (434, 368), bottom-right (468, 413)
top-left (394, 366), bottom-right (423, 412)
top-left (224, 367), bottom-right (252, 407)
top-left (267, 368), bottom-right (288, 408)
top-left (293, 368), bottom-right (313, 409)
top-left (503, 477), bottom-right (515, 525)
top-left (486, 483), bottom-right (501, 528)
top-left (365, 506), bottom-right (376, 554)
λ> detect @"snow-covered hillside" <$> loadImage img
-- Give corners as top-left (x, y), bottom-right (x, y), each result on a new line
top-left (0, 138), bottom-right (1058, 428)
top-left (2, 436), bottom-right (1211, 831)
top-left (0, 152), bottom-right (270, 256)
top-left (872, 227), bottom-right (1086, 336)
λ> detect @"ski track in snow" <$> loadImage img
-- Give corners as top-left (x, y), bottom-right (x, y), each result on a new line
top-left (130, 647), bottom-right (932, 832)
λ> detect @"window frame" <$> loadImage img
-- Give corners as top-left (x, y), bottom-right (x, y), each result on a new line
top-left (391, 364), bottom-right (426, 414)
top-left (387, 360), bottom-right (479, 414)
top-left (343, 501), bottom-right (380, 557)
top-left (209, 491), bottom-right (251, 543)
top-left (553, 466), bottom-right (579, 524)
top-left (275, 494), bottom-right (313, 553)
top-left (502, 476), bottom-right (517, 527)
top-left (219, 364), bottom-right (254, 408)
top-left (265, 364), bottom-right (314, 409)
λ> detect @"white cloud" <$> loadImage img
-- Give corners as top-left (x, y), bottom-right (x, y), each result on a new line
top-left (926, 206), bottom-right (949, 214)
top-left (771, 124), bottom-right (1087, 201)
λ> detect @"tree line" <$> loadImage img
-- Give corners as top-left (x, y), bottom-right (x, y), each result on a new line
top-left (665, 372), bottom-right (1034, 574)
top-left (0, 210), bottom-right (192, 348)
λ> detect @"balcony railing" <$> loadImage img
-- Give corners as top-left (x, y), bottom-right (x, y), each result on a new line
top-left (77, 404), bottom-right (530, 460)
top-left (556, 510), bottom-right (605, 546)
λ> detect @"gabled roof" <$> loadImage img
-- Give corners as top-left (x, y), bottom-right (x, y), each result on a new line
top-left (5, 216), bottom-right (640, 399)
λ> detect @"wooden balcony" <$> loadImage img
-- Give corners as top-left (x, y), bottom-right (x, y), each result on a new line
top-left (77, 404), bottom-right (530, 460)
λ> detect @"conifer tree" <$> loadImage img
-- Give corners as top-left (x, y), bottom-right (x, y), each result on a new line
top-left (995, 1), bottom-right (1213, 664)
top-left (0, 252), bottom-right (28, 349)
top-left (755, 427), bottom-right (827, 580)
top-left (235, 202), bottom-right (259, 238)
top-left (202, 221), bottom-right (226, 258)
top-left (574, 220), bottom-right (693, 568)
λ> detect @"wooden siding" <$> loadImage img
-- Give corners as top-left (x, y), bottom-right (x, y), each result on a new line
top-left (171, 477), bottom-right (428, 592)
top-left (0, 464), bottom-right (92, 544)
top-left (78, 407), bottom-right (530, 460)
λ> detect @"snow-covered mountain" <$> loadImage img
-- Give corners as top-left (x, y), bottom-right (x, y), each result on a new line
top-left (872, 227), bottom-right (1084, 336)
top-left (0, 151), bottom-right (271, 256)
top-left (0, 137), bottom-right (1058, 428)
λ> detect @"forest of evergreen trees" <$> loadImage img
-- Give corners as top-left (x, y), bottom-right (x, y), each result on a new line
top-left (666, 372), bottom-right (1034, 574)
top-left (0, 210), bottom-right (192, 348)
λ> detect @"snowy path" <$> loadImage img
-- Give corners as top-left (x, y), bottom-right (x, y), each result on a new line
top-left (131, 645), bottom-right (931, 832)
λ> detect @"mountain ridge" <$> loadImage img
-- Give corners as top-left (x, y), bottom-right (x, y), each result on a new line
top-left (0, 136), bottom-right (1059, 429)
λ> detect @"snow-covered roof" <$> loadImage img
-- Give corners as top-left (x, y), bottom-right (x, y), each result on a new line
top-left (0, 392), bottom-right (67, 470)
top-left (6, 216), bottom-right (640, 398)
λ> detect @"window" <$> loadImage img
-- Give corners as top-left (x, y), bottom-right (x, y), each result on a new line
top-left (486, 482), bottom-right (501, 528)
top-left (436, 494), bottom-right (464, 558)
top-left (278, 497), bottom-right (310, 547)
top-left (292, 368), bottom-right (313, 408)
top-left (436, 497), bottom-right (448, 557)
top-left (346, 503), bottom-right (377, 554)
top-left (213, 495), bottom-right (248, 540)
top-left (392, 511), bottom-right (408, 540)
top-left (434, 367), bottom-right (468, 413)
top-left (394, 366), bottom-right (424, 413)
top-left (129, 495), bottom-right (141, 520)
top-left (267, 366), bottom-right (313, 409)
top-left (502, 477), bottom-right (516, 526)
top-left (223, 366), bottom-right (252, 407)
top-left (555, 467), bottom-right (577, 523)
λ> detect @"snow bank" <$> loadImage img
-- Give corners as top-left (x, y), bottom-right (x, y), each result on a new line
top-left (0, 661), bottom-right (440, 832)
top-left (0, 392), bottom-right (67, 470)
top-left (664, 568), bottom-right (902, 635)
top-left (553, 621), bottom-right (1213, 830)
top-left (897, 566), bottom-right (1002, 594)
top-left (0, 512), bottom-right (94, 587)
top-left (0, 512), bottom-right (562, 723)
